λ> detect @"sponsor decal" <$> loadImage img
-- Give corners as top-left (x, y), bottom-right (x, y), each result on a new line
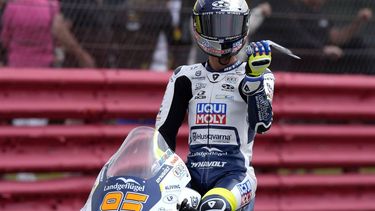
top-left (170, 155), bottom-right (179, 165)
top-left (225, 76), bottom-right (238, 84)
top-left (243, 83), bottom-right (251, 94)
top-left (189, 126), bottom-right (239, 145)
top-left (212, 74), bottom-right (220, 81)
top-left (192, 68), bottom-right (205, 80)
top-left (192, 76), bottom-right (206, 80)
top-left (195, 35), bottom-right (229, 56)
top-left (196, 103), bottom-right (227, 124)
top-left (191, 132), bottom-right (231, 144)
top-left (190, 196), bottom-right (200, 208)
top-left (208, 73), bottom-right (224, 83)
top-left (236, 180), bottom-right (252, 206)
top-left (195, 82), bottom-right (207, 90)
top-left (195, 90), bottom-right (207, 99)
top-left (190, 146), bottom-right (228, 157)
top-left (173, 163), bottom-right (187, 178)
top-left (101, 192), bottom-right (149, 210)
top-left (191, 161), bottom-right (227, 168)
top-left (104, 177), bottom-right (145, 192)
top-left (157, 149), bottom-right (174, 166)
top-left (156, 166), bottom-right (171, 184)
top-left (200, 44), bottom-right (227, 55)
top-left (215, 94), bottom-right (234, 100)
top-left (165, 184), bottom-right (181, 191)
top-left (200, 198), bottom-right (227, 210)
top-left (232, 39), bottom-right (243, 48)
top-left (212, 1), bottom-right (230, 9)
top-left (255, 95), bottom-right (271, 121)
top-left (221, 84), bottom-right (235, 92)
top-left (202, 146), bottom-right (222, 152)
top-left (242, 80), bottom-right (263, 95)
top-left (163, 194), bottom-right (178, 204)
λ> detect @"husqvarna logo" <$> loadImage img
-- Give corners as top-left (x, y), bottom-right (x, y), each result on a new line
top-left (212, 1), bottom-right (230, 9)
top-left (196, 103), bottom-right (227, 124)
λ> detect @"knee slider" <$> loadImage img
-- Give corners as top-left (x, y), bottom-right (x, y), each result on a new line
top-left (199, 188), bottom-right (236, 211)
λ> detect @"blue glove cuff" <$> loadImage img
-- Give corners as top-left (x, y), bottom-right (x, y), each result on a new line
top-left (242, 74), bottom-right (264, 96)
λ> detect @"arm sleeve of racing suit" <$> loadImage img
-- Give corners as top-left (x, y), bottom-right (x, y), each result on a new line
top-left (240, 68), bottom-right (275, 134)
top-left (155, 66), bottom-right (192, 151)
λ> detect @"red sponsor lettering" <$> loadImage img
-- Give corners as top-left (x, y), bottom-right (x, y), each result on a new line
top-left (196, 114), bottom-right (226, 124)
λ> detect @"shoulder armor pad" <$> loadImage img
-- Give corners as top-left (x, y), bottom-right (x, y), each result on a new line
top-left (174, 66), bottom-right (183, 75)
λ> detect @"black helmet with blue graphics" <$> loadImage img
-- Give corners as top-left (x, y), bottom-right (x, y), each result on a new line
top-left (192, 0), bottom-right (250, 58)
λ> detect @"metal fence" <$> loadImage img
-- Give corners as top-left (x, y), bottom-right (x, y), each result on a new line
top-left (0, 0), bottom-right (374, 74)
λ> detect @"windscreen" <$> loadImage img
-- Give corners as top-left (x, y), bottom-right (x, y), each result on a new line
top-left (105, 126), bottom-right (170, 180)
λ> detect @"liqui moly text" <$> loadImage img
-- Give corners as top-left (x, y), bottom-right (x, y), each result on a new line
top-left (196, 103), bottom-right (227, 124)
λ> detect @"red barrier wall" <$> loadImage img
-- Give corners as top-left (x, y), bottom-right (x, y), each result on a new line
top-left (1, 68), bottom-right (375, 211)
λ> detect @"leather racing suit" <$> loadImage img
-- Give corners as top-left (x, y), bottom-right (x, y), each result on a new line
top-left (155, 60), bottom-right (275, 209)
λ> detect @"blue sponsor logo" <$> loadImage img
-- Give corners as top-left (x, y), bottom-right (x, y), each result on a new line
top-left (196, 103), bottom-right (226, 114)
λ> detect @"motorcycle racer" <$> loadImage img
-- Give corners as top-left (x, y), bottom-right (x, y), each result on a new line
top-left (156, 0), bottom-right (275, 210)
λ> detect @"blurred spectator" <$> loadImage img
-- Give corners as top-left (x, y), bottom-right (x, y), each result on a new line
top-left (1, 0), bottom-right (95, 68)
top-left (61, 0), bottom-right (173, 69)
top-left (150, 0), bottom-right (181, 71)
top-left (253, 0), bottom-right (373, 74)
top-left (1, 0), bottom-right (95, 127)
top-left (166, 0), bottom-right (194, 67)
top-left (61, 0), bottom-right (120, 68)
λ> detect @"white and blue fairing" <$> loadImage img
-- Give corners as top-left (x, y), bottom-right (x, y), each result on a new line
top-left (81, 126), bottom-right (191, 211)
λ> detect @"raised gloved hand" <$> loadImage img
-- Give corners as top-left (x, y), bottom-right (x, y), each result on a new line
top-left (246, 40), bottom-right (272, 77)
top-left (242, 40), bottom-right (271, 96)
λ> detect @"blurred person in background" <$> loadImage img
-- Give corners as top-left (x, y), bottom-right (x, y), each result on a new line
top-left (291, 0), bottom-right (373, 73)
top-left (1, 0), bottom-right (95, 127)
top-left (61, 0), bottom-right (174, 70)
top-left (61, 0), bottom-right (121, 68)
top-left (1, 0), bottom-right (95, 68)
top-left (150, 0), bottom-right (182, 72)
top-left (253, 0), bottom-right (373, 74)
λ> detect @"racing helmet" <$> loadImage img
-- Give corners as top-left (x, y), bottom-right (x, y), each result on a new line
top-left (192, 0), bottom-right (250, 58)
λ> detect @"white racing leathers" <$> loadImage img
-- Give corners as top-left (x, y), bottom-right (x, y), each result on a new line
top-left (155, 61), bottom-right (274, 203)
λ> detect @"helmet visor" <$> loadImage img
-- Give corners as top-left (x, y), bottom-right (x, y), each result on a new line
top-left (194, 12), bottom-right (249, 39)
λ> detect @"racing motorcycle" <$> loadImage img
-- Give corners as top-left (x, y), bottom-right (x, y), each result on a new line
top-left (81, 126), bottom-right (201, 211)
